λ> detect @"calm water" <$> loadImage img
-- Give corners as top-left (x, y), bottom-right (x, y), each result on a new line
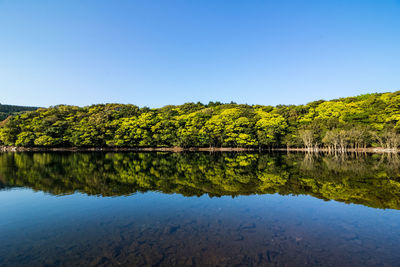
top-left (1, 152), bottom-right (400, 266)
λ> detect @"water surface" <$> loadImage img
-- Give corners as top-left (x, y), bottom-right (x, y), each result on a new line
top-left (1, 152), bottom-right (400, 266)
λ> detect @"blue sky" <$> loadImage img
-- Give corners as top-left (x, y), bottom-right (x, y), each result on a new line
top-left (0, 0), bottom-right (399, 107)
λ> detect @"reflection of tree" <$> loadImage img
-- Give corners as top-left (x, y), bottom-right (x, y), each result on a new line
top-left (300, 152), bottom-right (316, 170)
top-left (1, 152), bottom-right (400, 209)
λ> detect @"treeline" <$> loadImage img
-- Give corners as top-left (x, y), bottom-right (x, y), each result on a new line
top-left (0, 103), bottom-right (38, 121)
top-left (1, 152), bottom-right (400, 209)
top-left (1, 91), bottom-right (400, 149)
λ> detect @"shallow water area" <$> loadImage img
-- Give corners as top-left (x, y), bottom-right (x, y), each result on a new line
top-left (1, 152), bottom-right (400, 266)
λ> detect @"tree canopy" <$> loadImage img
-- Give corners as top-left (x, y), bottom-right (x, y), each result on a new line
top-left (1, 92), bottom-right (400, 149)
top-left (0, 103), bottom-right (38, 121)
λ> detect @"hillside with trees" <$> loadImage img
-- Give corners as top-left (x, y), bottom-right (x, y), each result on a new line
top-left (1, 91), bottom-right (400, 150)
top-left (0, 104), bottom-right (38, 121)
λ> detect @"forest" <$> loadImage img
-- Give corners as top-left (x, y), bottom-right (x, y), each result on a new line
top-left (0, 103), bottom-right (38, 121)
top-left (1, 91), bottom-right (400, 150)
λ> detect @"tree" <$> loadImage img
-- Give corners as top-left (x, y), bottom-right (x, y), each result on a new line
top-left (299, 129), bottom-right (314, 151)
top-left (255, 111), bottom-right (287, 149)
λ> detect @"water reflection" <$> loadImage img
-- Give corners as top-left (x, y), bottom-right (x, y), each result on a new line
top-left (1, 152), bottom-right (400, 266)
top-left (1, 152), bottom-right (400, 209)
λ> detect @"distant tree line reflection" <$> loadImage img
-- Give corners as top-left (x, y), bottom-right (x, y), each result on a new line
top-left (0, 152), bottom-right (400, 209)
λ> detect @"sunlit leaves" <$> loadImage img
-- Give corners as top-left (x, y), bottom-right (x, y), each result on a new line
top-left (2, 91), bottom-right (400, 149)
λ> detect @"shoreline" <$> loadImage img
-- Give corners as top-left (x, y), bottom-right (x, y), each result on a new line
top-left (0, 146), bottom-right (398, 153)
top-left (0, 146), bottom-right (257, 152)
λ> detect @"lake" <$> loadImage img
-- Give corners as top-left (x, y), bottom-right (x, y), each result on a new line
top-left (1, 152), bottom-right (400, 266)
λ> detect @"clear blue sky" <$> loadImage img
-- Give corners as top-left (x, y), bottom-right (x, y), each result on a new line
top-left (1, 0), bottom-right (399, 108)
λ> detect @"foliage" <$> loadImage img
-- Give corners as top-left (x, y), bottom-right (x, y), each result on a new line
top-left (2, 92), bottom-right (400, 149)
top-left (0, 104), bottom-right (38, 121)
